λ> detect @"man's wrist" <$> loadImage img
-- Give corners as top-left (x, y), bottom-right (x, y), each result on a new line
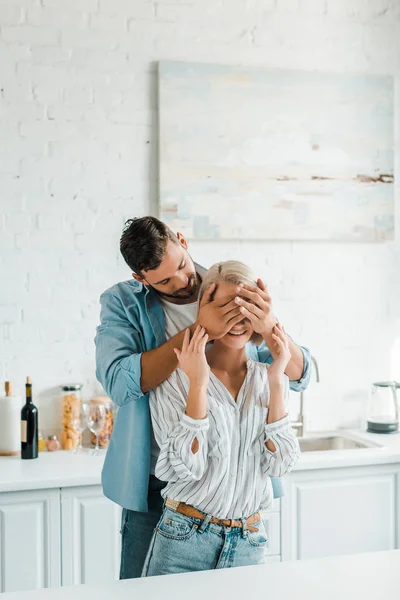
top-left (189, 322), bottom-right (199, 335)
top-left (262, 329), bottom-right (275, 348)
top-left (262, 318), bottom-right (278, 337)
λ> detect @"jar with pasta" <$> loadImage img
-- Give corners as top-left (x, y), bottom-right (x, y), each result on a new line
top-left (60, 384), bottom-right (82, 451)
top-left (89, 396), bottom-right (114, 449)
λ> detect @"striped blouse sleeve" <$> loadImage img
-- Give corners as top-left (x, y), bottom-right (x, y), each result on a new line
top-left (149, 373), bottom-right (210, 482)
top-left (261, 375), bottom-right (301, 477)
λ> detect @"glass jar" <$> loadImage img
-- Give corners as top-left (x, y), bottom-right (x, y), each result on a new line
top-left (89, 396), bottom-right (114, 448)
top-left (38, 430), bottom-right (46, 452)
top-left (46, 435), bottom-right (60, 452)
top-left (60, 384), bottom-right (83, 451)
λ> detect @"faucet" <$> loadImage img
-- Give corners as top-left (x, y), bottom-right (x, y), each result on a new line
top-left (291, 355), bottom-right (320, 438)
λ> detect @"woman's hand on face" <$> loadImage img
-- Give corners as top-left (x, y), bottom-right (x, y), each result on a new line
top-left (267, 323), bottom-right (291, 381)
top-left (174, 326), bottom-right (209, 388)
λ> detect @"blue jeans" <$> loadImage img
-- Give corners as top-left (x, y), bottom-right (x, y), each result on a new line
top-left (141, 507), bottom-right (268, 577)
top-left (120, 475), bottom-right (166, 579)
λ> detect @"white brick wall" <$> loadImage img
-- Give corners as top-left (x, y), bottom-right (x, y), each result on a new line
top-left (0, 0), bottom-right (399, 433)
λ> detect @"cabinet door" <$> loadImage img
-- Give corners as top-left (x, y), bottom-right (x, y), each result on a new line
top-left (0, 489), bottom-right (61, 593)
top-left (61, 485), bottom-right (122, 586)
top-left (262, 510), bottom-right (281, 557)
top-left (281, 465), bottom-right (397, 561)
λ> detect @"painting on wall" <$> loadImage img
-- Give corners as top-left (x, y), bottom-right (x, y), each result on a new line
top-left (158, 61), bottom-right (394, 242)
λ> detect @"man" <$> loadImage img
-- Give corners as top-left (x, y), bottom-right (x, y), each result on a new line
top-left (95, 216), bottom-right (311, 579)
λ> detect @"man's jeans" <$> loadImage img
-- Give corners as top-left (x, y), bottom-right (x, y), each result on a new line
top-left (142, 506), bottom-right (267, 577)
top-left (119, 475), bottom-right (166, 579)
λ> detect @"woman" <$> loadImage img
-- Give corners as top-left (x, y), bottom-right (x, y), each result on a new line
top-left (142, 261), bottom-right (300, 576)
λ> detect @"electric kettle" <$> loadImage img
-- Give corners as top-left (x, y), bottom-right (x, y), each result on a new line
top-left (367, 381), bottom-right (400, 434)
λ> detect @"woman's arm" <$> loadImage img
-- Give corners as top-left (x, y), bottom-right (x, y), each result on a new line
top-left (149, 327), bottom-right (211, 482)
top-left (174, 326), bottom-right (209, 453)
top-left (262, 416), bottom-right (300, 477)
top-left (150, 375), bottom-right (210, 482)
top-left (261, 324), bottom-right (300, 476)
top-left (185, 384), bottom-right (207, 453)
top-left (264, 323), bottom-right (291, 451)
top-left (261, 374), bottom-right (300, 477)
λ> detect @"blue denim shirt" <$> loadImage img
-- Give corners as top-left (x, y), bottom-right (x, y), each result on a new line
top-left (95, 274), bottom-right (311, 511)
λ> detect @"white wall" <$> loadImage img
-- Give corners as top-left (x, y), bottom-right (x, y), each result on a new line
top-left (0, 0), bottom-right (399, 433)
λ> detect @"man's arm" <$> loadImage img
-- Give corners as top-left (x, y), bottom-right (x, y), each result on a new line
top-left (140, 327), bottom-right (197, 393)
top-left (95, 285), bottom-right (243, 402)
top-left (95, 291), bottom-right (145, 406)
top-left (95, 290), bottom-right (198, 403)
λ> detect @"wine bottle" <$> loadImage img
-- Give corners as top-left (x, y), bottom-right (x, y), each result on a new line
top-left (21, 377), bottom-right (38, 460)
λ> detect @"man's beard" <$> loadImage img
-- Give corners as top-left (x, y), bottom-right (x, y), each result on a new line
top-left (157, 273), bottom-right (199, 300)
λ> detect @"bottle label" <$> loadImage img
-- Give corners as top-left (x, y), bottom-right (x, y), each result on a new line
top-left (21, 420), bottom-right (27, 443)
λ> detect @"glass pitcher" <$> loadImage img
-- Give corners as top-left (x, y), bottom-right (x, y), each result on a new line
top-left (367, 381), bottom-right (400, 434)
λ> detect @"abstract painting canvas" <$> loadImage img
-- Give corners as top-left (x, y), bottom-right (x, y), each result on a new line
top-left (159, 61), bottom-right (394, 241)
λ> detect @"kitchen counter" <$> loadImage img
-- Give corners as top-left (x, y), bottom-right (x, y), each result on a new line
top-left (1, 550), bottom-right (399, 600)
top-left (1, 429), bottom-right (400, 493)
top-left (295, 428), bottom-right (400, 470)
top-left (0, 449), bottom-right (106, 492)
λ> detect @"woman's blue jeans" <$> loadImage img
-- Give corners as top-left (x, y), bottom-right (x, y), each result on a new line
top-left (141, 506), bottom-right (268, 577)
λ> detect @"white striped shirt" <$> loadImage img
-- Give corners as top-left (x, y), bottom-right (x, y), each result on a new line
top-left (149, 359), bottom-right (300, 519)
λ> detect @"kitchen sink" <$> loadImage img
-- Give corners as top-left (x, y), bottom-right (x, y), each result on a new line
top-left (298, 435), bottom-right (382, 453)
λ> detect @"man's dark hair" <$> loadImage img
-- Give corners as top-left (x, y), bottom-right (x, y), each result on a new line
top-left (120, 216), bottom-right (178, 274)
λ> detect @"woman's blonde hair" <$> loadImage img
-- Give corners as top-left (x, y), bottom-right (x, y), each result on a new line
top-left (198, 260), bottom-right (263, 344)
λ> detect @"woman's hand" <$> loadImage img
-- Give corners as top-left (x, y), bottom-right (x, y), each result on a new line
top-left (174, 326), bottom-right (209, 388)
top-left (267, 323), bottom-right (291, 382)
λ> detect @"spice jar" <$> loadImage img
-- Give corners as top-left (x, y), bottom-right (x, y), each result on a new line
top-left (60, 384), bottom-right (82, 451)
top-left (46, 435), bottom-right (60, 452)
top-left (90, 396), bottom-right (114, 448)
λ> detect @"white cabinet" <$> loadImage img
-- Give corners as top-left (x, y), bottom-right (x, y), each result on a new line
top-left (0, 485), bottom-right (121, 594)
top-left (262, 501), bottom-right (281, 558)
top-left (281, 464), bottom-right (399, 561)
top-left (0, 463), bottom-right (399, 593)
top-left (0, 489), bottom-right (61, 593)
top-left (61, 485), bottom-right (122, 586)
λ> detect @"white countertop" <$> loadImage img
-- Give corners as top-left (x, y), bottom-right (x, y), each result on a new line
top-left (0, 450), bottom-right (106, 493)
top-left (1, 429), bottom-right (400, 493)
top-left (1, 550), bottom-right (399, 600)
top-left (295, 428), bottom-right (400, 470)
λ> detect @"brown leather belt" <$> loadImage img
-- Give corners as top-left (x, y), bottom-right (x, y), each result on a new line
top-left (165, 498), bottom-right (260, 532)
